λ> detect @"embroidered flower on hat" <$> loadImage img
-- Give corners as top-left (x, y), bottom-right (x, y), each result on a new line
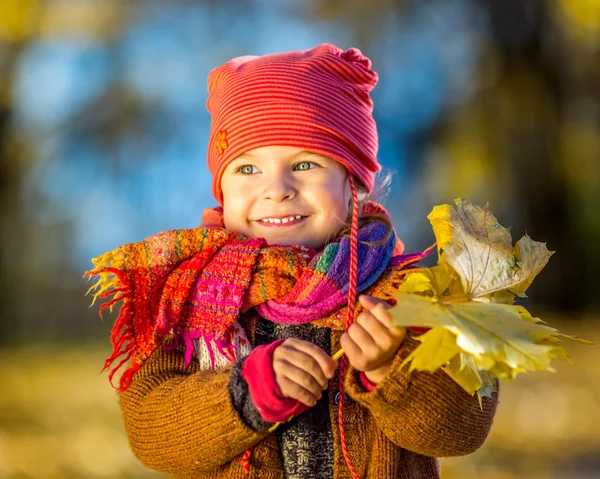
top-left (215, 130), bottom-right (228, 155)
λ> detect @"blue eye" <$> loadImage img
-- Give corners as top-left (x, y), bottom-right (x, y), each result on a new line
top-left (293, 161), bottom-right (317, 171)
top-left (238, 165), bottom-right (259, 175)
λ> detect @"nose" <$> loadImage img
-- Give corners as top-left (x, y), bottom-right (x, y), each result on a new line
top-left (262, 171), bottom-right (296, 202)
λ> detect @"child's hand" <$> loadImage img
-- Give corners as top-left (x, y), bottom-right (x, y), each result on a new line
top-left (340, 295), bottom-right (406, 384)
top-left (273, 339), bottom-right (337, 407)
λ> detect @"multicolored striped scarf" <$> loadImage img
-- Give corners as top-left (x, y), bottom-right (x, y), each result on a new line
top-left (85, 202), bottom-right (426, 391)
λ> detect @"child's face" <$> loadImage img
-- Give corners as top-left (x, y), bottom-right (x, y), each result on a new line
top-left (220, 146), bottom-right (351, 250)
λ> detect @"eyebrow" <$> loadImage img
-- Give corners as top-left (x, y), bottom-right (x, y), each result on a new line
top-left (235, 150), bottom-right (322, 161)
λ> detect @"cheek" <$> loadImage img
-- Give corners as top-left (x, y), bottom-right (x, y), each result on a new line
top-left (221, 192), bottom-right (248, 229)
top-left (316, 184), bottom-right (350, 226)
top-left (222, 175), bottom-right (244, 205)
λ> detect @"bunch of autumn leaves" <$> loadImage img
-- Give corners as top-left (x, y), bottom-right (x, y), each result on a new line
top-left (389, 199), bottom-right (589, 403)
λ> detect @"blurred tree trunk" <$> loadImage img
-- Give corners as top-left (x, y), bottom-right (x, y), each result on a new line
top-left (0, 43), bottom-right (27, 344)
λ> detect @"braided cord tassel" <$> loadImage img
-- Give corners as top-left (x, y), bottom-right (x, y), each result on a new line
top-left (338, 176), bottom-right (361, 479)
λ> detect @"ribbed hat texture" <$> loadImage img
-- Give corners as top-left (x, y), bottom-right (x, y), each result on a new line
top-left (206, 43), bottom-right (381, 204)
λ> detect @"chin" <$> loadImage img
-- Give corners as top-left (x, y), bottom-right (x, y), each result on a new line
top-left (266, 237), bottom-right (301, 247)
top-left (265, 236), bottom-right (313, 249)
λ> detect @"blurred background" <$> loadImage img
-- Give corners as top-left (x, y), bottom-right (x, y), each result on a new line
top-left (0, 0), bottom-right (599, 477)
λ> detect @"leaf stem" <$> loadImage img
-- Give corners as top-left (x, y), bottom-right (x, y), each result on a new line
top-left (440, 295), bottom-right (472, 304)
top-left (331, 349), bottom-right (345, 361)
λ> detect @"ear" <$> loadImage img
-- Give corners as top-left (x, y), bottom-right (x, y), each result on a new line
top-left (346, 178), bottom-right (353, 204)
top-left (345, 175), bottom-right (368, 213)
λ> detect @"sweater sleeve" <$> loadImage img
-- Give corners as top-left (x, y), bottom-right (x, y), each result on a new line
top-left (118, 338), bottom-right (272, 475)
top-left (344, 334), bottom-right (499, 458)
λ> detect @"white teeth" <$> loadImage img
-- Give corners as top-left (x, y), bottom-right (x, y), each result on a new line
top-left (261, 215), bottom-right (304, 223)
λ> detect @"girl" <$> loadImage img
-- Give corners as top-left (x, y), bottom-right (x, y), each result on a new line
top-left (87, 44), bottom-right (497, 479)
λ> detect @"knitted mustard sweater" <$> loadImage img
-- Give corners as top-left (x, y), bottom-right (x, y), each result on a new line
top-left (118, 317), bottom-right (498, 479)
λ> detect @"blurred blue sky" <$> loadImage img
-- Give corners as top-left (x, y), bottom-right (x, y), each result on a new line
top-left (12, 0), bottom-right (484, 267)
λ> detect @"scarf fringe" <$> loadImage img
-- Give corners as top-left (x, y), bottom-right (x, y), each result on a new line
top-left (84, 252), bottom-right (140, 391)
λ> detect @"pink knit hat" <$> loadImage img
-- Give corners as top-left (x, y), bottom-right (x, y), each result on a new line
top-left (206, 43), bottom-right (381, 204)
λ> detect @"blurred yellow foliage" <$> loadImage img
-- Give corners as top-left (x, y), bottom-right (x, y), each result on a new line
top-left (422, 108), bottom-right (508, 209)
top-left (560, 121), bottom-right (600, 192)
top-left (556, 0), bottom-right (600, 38)
top-left (0, 0), bottom-right (129, 43)
top-left (38, 0), bottom-right (129, 41)
top-left (0, 343), bottom-right (165, 478)
top-left (0, 0), bottom-right (40, 42)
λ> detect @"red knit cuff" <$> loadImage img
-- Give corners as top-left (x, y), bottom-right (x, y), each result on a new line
top-left (359, 371), bottom-right (377, 392)
top-left (241, 340), bottom-right (309, 423)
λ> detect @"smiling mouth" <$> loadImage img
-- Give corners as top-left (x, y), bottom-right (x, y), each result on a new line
top-left (256, 215), bottom-right (307, 226)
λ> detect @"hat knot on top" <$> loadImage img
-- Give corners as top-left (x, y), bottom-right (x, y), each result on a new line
top-left (339, 46), bottom-right (376, 82)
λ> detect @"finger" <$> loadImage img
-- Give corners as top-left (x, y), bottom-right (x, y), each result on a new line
top-left (347, 322), bottom-right (378, 352)
top-left (287, 339), bottom-right (337, 381)
top-left (389, 325), bottom-right (407, 341)
top-left (358, 295), bottom-right (391, 311)
top-left (360, 300), bottom-right (400, 331)
top-left (371, 307), bottom-right (406, 341)
top-left (275, 360), bottom-right (323, 399)
top-left (356, 312), bottom-right (395, 349)
top-left (274, 345), bottom-right (329, 389)
top-left (340, 331), bottom-right (365, 367)
top-left (277, 375), bottom-right (319, 407)
top-left (365, 306), bottom-right (406, 341)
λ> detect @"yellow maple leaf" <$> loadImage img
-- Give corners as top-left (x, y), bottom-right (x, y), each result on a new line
top-left (402, 327), bottom-right (461, 373)
top-left (427, 199), bottom-right (554, 299)
top-left (392, 293), bottom-right (562, 372)
top-left (390, 198), bottom-right (590, 397)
